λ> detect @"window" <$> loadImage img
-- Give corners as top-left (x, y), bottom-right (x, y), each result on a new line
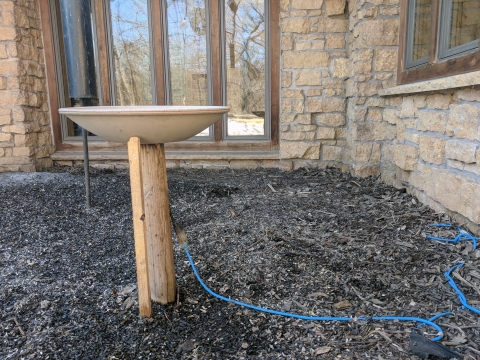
top-left (437, 0), bottom-right (480, 60)
top-left (399, 0), bottom-right (480, 84)
top-left (404, 0), bottom-right (431, 69)
top-left (224, 0), bottom-right (269, 139)
top-left (40, 0), bottom-right (279, 151)
top-left (110, 0), bottom-right (153, 106)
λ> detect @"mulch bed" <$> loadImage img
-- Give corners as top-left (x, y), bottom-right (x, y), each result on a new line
top-left (1, 166), bottom-right (479, 359)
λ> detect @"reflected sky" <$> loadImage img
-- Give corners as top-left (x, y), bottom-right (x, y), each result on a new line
top-left (110, 0), bottom-right (152, 105)
top-left (167, 0), bottom-right (209, 108)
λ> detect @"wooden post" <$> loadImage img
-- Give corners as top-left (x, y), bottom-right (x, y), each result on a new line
top-left (127, 137), bottom-right (152, 317)
top-left (141, 143), bottom-right (176, 304)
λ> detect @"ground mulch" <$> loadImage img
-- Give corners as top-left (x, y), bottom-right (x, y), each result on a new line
top-left (1, 166), bottom-right (479, 359)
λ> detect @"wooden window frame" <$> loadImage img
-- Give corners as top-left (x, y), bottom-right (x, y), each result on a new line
top-left (40, 0), bottom-right (280, 153)
top-left (397, 0), bottom-right (480, 85)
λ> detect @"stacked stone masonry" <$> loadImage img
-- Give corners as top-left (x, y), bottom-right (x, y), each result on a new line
top-left (0, 0), bottom-right (478, 231)
top-left (0, 0), bottom-right (53, 172)
top-left (382, 88), bottom-right (480, 227)
top-left (346, 0), bottom-right (399, 178)
top-left (279, 0), bottom-right (349, 169)
top-left (344, 0), bottom-right (478, 232)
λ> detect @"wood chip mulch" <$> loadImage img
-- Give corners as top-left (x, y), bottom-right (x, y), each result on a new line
top-left (1, 166), bottom-right (479, 359)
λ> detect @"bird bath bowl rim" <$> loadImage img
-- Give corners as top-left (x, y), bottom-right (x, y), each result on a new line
top-left (59, 105), bottom-right (230, 116)
top-left (58, 105), bottom-right (230, 144)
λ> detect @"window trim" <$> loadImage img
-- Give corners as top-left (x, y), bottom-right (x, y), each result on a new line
top-left (41, 0), bottom-right (279, 152)
top-left (398, 0), bottom-right (480, 85)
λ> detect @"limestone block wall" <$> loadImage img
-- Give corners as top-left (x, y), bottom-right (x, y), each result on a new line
top-left (279, 0), bottom-right (350, 170)
top-left (381, 88), bottom-right (480, 231)
top-left (0, 0), bottom-right (54, 172)
top-left (346, 0), bottom-right (399, 177)
top-left (343, 0), bottom-right (479, 231)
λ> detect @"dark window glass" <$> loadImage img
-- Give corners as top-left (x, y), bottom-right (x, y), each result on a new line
top-left (411, 0), bottom-right (431, 62)
top-left (448, 0), bottom-right (480, 49)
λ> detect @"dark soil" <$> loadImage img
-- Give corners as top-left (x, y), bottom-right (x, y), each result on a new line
top-left (1, 166), bottom-right (479, 359)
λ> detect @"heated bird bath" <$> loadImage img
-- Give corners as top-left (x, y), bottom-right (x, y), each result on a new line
top-left (59, 106), bottom-right (230, 317)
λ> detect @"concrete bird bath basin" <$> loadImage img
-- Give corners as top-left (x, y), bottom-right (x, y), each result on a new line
top-left (59, 105), bottom-right (229, 317)
top-left (59, 106), bottom-right (230, 144)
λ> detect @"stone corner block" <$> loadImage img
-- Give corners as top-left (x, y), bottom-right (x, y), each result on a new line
top-left (291, 0), bottom-right (324, 10)
top-left (352, 164), bottom-right (380, 178)
top-left (419, 136), bottom-right (446, 165)
top-left (356, 19), bottom-right (399, 47)
top-left (281, 19), bottom-right (309, 34)
top-left (333, 58), bottom-right (349, 78)
top-left (306, 97), bottom-right (345, 113)
top-left (322, 145), bottom-right (342, 161)
top-left (354, 123), bottom-right (387, 142)
top-left (375, 49), bottom-right (397, 72)
top-left (445, 140), bottom-right (477, 164)
top-left (394, 144), bottom-right (418, 171)
top-left (325, 0), bottom-right (346, 16)
top-left (316, 127), bottom-right (335, 139)
top-left (418, 111), bottom-right (447, 133)
top-left (280, 142), bottom-right (320, 160)
top-left (447, 103), bottom-right (479, 141)
top-left (283, 51), bottom-right (330, 69)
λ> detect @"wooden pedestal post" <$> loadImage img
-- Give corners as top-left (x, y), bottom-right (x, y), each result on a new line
top-left (127, 137), bottom-right (152, 317)
top-left (141, 143), bottom-right (176, 304)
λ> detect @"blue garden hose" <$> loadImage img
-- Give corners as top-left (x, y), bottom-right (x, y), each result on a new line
top-left (416, 311), bottom-right (453, 331)
top-left (181, 224), bottom-right (480, 343)
top-left (183, 244), bottom-right (444, 341)
top-left (425, 312), bottom-right (453, 324)
top-left (425, 225), bottom-right (480, 314)
top-left (445, 264), bottom-right (480, 315)
top-left (426, 224), bottom-right (478, 250)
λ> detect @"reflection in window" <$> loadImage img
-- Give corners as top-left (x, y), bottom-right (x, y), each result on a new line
top-left (110, 0), bottom-right (152, 105)
top-left (56, 1), bottom-right (99, 138)
top-left (167, 0), bottom-right (208, 106)
top-left (411, 0), bottom-right (430, 62)
top-left (449, 0), bottom-right (480, 49)
top-left (225, 0), bottom-right (265, 137)
top-left (167, 0), bottom-right (209, 136)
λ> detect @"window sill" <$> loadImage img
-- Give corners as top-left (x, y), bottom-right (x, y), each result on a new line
top-left (379, 70), bottom-right (480, 96)
top-left (50, 150), bottom-right (279, 162)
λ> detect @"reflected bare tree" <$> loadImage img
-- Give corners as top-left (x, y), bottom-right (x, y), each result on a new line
top-left (167, 0), bottom-right (208, 106)
top-left (110, 0), bottom-right (152, 106)
top-left (225, 0), bottom-right (265, 115)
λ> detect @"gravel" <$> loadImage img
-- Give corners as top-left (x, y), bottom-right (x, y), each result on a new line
top-left (1, 166), bottom-right (479, 359)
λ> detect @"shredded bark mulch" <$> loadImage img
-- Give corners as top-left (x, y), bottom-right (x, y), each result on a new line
top-left (1, 166), bottom-right (479, 359)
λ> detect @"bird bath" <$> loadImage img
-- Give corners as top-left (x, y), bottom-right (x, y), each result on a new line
top-left (59, 106), bottom-right (230, 317)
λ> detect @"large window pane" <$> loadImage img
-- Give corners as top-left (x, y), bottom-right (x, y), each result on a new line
top-left (166, 0), bottom-right (208, 106)
top-left (166, 0), bottom-right (209, 136)
top-left (56, 0), bottom-right (98, 138)
top-left (110, 0), bottom-right (152, 105)
top-left (448, 0), bottom-right (480, 49)
top-left (411, 0), bottom-right (430, 62)
top-left (225, 0), bottom-right (265, 137)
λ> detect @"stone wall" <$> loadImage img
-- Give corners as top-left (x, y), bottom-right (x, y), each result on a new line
top-left (344, 0), bottom-right (479, 232)
top-left (381, 87), bottom-right (480, 232)
top-left (0, 0), bottom-right (54, 172)
top-left (279, 0), bottom-right (350, 170)
top-left (347, 0), bottom-right (399, 177)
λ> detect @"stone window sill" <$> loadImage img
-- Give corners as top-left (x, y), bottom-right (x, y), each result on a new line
top-left (50, 150), bottom-right (279, 161)
top-left (379, 71), bottom-right (480, 96)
